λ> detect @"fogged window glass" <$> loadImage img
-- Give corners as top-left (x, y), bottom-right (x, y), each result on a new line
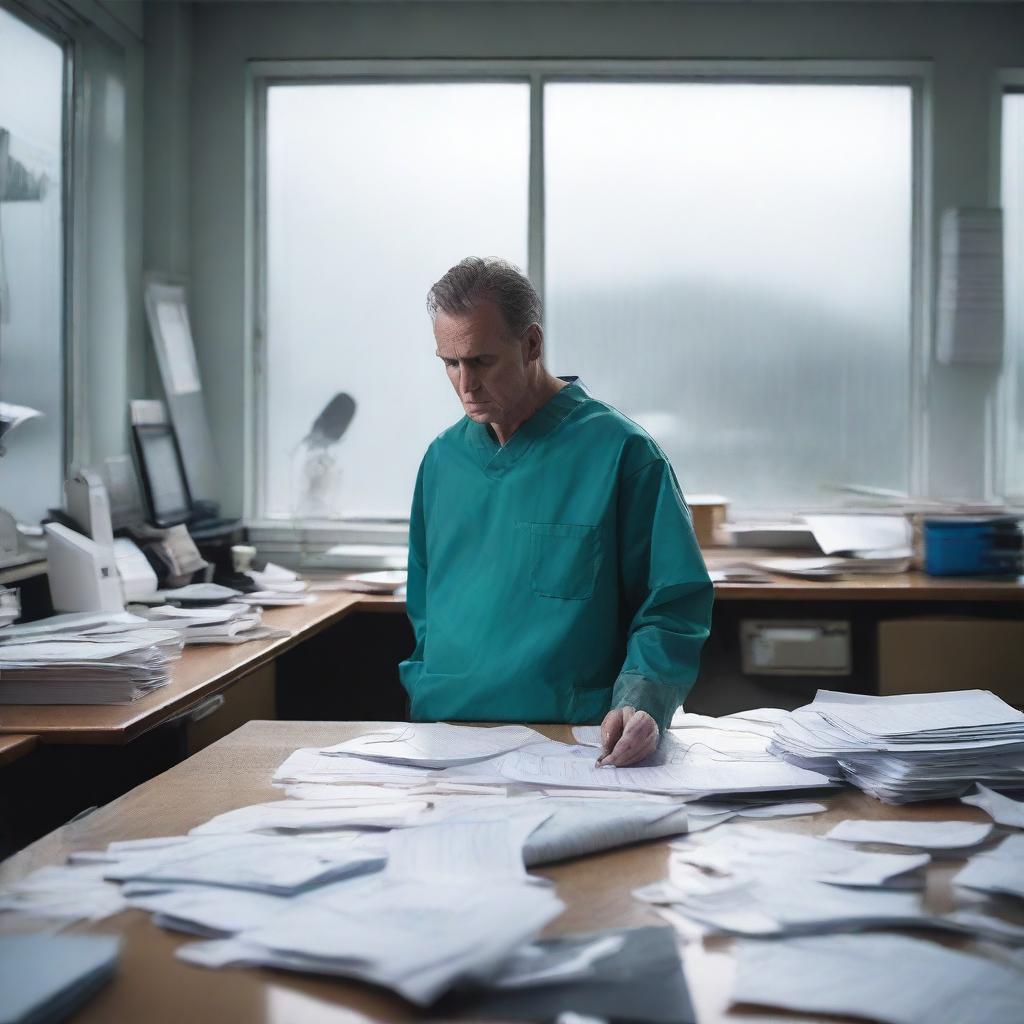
top-left (545, 82), bottom-right (912, 509)
top-left (0, 9), bottom-right (65, 526)
top-left (1003, 92), bottom-right (1024, 498)
top-left (265, 83), bottom-right (529, 519)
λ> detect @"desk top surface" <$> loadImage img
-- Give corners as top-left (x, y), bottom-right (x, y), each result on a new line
top-left (0, 732), bottom-right (38, 766)
top-left (0, 719), bottom-right (1012, 1024)
top-left (0, 592), bottom-right (366, 744)
top-left (702, 550), bottom-right (1024, 601)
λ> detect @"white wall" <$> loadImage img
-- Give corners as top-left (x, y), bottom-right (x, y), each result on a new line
top-left (182, 1), bottom-right (1024, 515)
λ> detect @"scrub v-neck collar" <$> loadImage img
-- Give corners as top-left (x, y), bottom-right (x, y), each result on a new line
top-left (467, 376), bottom-right (587, 478)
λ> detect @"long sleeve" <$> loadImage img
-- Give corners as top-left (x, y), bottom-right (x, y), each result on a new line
top-left (610, 456), bottom-right (714, 734)
top-left (398, 455), bottom-right (428, 699)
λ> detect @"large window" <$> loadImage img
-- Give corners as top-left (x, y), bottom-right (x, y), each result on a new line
top-left (1003, 90), bottom-right (1024, 499)
top-left (263, 82), bottom-right (529, 519)
top-left (259, 72), bottom-right (914, 521)
top-left (0, 6), bottom-right (66, 526)
top-left (545, 82), bottom-right (912, 510)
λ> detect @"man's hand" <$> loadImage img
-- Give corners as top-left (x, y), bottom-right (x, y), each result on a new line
top-left (596, 706), bottom-right (658, 767)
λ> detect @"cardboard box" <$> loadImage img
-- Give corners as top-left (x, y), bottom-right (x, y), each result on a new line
top-left (878, 618), bottom-right (1024, 706)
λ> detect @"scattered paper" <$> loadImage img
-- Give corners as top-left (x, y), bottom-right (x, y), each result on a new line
top-left (731, 932), bottom-right (1024, 1024)
top-left (953, 834), bottom-right (1024, 899)
top-left (826, 819), bottom-right (993, 850)
top-left (0, 934), bottom-right (120, 1024)
top-left (962, 785), bottom-right (1024, 828)
top-left (321, 723), bottom-right (546, 768)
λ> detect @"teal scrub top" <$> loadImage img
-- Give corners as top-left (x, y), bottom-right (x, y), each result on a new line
top-left (399, 378), bottom-right (713, 733)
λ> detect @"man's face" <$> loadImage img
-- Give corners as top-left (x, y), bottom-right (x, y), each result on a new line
top-left (433, 300), bottom-right (533, 425)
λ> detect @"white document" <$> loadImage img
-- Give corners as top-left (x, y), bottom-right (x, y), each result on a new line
top-left (321, 723), bottom-right (546, 768)
top-left (638, 871), bottom-right (931, 937)
top-left (189, 799), bottom-right (429, 835)
top-left (571, 725), bottom-right (602, 747)
top-left (273, 747), bottom-right (437, 786)
top-left (826, 819), bottom-right (994, 850)
top-left (953, 834), bottom-right (1024, 899)
top-left (327, 570), bottom-right (408, 594)
top-left (236, 591), bottom-right (317, 607)
top-left (104, 833), bottom-right (384, 894)
top-left (962, 785), bottom-right (1024, 828)
top-left (670, 709), bottom-right (778, 739)
top-left (498, 738), bottom-right (831, 796)
top-left (803, 513), bottom-right (912, 555)
top-left (128, 886), bottom-right (290, 937)
top-left (0, 864), bottom-right (127, 922)
top-left (178, 876), bottom-right (564, 1005)
top-left (670, 825), bottom-right (929, 889)
top-left (731, 932), bottom-right (1024, 1024)
top-left (426, 797), bottom-right (689, 866)
top-left (684, 800), bottom-right (826, 833)
top-left (0, 610), bottom-right (147, 641)
top-left (386, 813), bottom-right (551, 883)
top-left (156, 583), bottom-right (242, 602)
top-left (811, 688), bottom-right (1024, 739)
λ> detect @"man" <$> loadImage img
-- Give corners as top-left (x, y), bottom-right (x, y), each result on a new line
top-left (399, 258), bottom-right (713, 767)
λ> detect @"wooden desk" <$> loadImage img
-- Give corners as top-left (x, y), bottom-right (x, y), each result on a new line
top-left (702, 550), bottom-right (1024, 602)
top-left (1, 560), bottom-right (1020, 744)
top-left (0, 719), bottom-right (1011, 1024)
top-left (0, 592), bottom-right (369, 745)
top-left (0, 733), bottom-right (37, 767)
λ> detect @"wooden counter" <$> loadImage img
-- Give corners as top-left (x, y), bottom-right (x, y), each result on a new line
top-left (1, 561), bottom-right (1020, 746)
top-left (0, 733), bottom-right (37, 767)
top-left (0, 592), bottom-right (366, 745)
top-left (0, 720), bottom-right (1013, 1024)
top-left (702, 550), bottom-right (1024, 601)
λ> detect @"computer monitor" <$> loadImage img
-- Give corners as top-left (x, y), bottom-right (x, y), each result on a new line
top-left (132, 423), bottom-right (193, 528)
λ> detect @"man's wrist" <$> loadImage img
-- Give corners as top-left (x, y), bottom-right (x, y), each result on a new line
top-left (610, 673), bottom-right (677, 736)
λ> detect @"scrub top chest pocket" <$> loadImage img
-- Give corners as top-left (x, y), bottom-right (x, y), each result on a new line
top-left (522, 522), bottom-right (601, 600)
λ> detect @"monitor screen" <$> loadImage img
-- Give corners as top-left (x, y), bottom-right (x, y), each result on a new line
top-left (134, 425), bottom-right (192, 527)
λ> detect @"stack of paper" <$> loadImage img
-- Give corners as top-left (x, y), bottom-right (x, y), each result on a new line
top-left (0, 628), bottom-right (183, 704)
top-left (936, 207), bottom-right (1005, 365)
top-left (736, 513), bottom-right (914, 579)
top-left (803, 514), bottom-right (913, 559)
top-left (328, 570), bottom-right (408, 594)
top-left (730, 932), bottom-right (1024, 1023)
top-left (748, 553), bottom-right (912, 580)
top-left (134, 602), bottom-right (289, 645)
top-left (770, 689), bottom-right (1024, 803)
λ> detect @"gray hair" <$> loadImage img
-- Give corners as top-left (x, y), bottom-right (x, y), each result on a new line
top-left (426, 257), bottom-right (542, 338)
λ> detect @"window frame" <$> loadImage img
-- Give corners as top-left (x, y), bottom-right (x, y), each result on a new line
top-left (0, 0), bottom-right (74, 509)
top-left (995, 73), bottom-right (1024, 503)
top-left (247, 60), bottom-right (929, 547)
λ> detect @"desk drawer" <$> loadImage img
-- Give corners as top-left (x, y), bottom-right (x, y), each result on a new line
top-left (879, 618), bottom-right (1024, 705)
top-left (185, 663), bottom-right (277, 755)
